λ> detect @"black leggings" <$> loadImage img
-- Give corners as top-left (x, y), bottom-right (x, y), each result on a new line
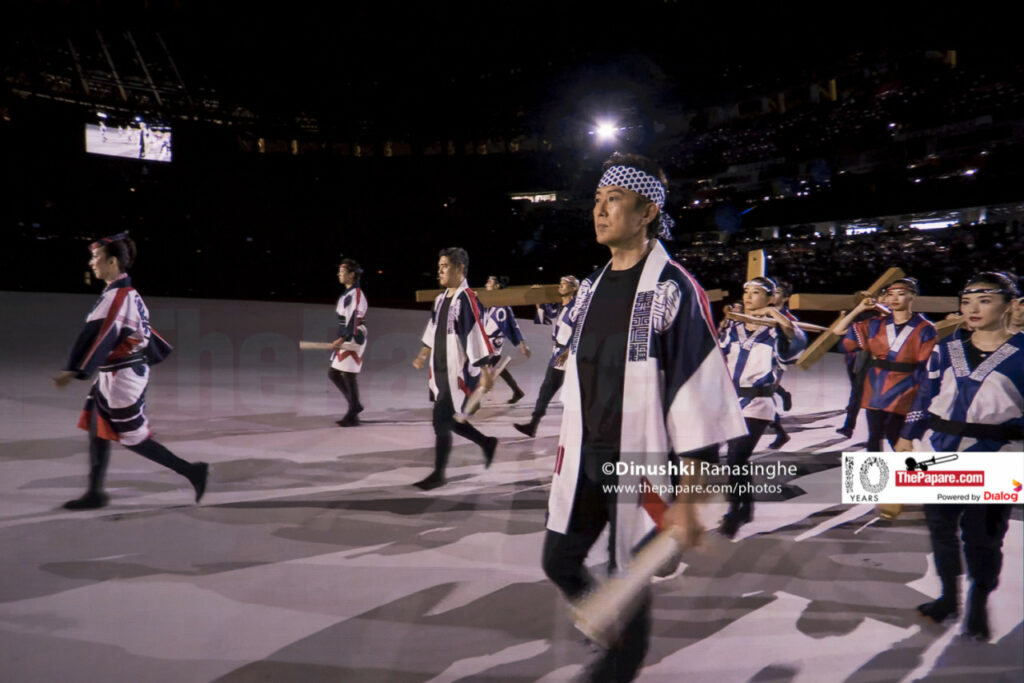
top-left (498, 367), bottom-right (522, 394)
top-left (725, 417), bottom-right (771, 504)
top-left (924, 504), bottom-right (1012, 593)
top-left (865, 409), bottom-right (905, 451)
top-left (85, 411), bottom-right (193, 494)
top-left (532, 366), bottom-right (565, 418)
top-left (328, 368), bottom-right (362, 416)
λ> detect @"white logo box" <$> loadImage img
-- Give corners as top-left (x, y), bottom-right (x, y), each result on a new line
top-left (842, 452), bottom-right (1024, 504)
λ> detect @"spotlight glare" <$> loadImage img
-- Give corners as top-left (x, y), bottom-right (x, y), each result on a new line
top-left (595, 122), bottom-right (617, 141)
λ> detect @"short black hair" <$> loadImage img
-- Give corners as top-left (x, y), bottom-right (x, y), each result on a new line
top-left (600, 152), bottom-right (668, 239)
top-left (439, 247), bottom-right (469, 274)
top-left (487, 275), bottom-right (509, 289)
top-left (99, 236), bottom-right (137, 272)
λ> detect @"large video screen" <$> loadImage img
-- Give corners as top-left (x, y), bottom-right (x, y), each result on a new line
top-left (85, 114), bottom-right (172, 162)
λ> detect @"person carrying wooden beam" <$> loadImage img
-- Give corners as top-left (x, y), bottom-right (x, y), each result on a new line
top-left (831, 277), bottom-right (937, 452)
top-left (717, 276), bottom-right (807, 538)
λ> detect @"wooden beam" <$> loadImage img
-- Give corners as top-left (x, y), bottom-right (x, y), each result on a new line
top-left (936, 315), bottom-right (965, 340)
top-left (790, 293), bottom-right (958, 314)
top-left (795, 267), bottom-right (905, 370)
top-left (726, 311), bottom-right (829, 333)
top-left (789, 293), bottom-right (856, 311)
top-left (746, 250), bottom-right (766, 281)
top-left (415, 284), bottom-right (562, 307)
top-left (795, 330), bottom-right (842, 370)
top-left (416, 285), bottom-right (730, 307)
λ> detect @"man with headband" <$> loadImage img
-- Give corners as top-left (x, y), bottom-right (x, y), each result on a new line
top-left (833, 276), bottom-right (937, 452)
top-left (542, 153), bottom-right (746, 680)
top-left (717, 276), bottom-right (807, 537)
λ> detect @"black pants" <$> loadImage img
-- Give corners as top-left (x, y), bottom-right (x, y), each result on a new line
top-left (498, 367), bottom-right (522, 394)
top-left (542, 468), bottom-right (649, 681)
top-left (923, 504), bottom-right (1012, 593)
top-left (532, 366), bottom-right (565, 418)
top-left (328, 368), bottom-right (362, 416)
top-left (840, 354), bottom-right (864, 431)
top-left (85, 410), bottom-right (194, 494)
top-left (430, 388), bottom-right (489, 477)
top-left (725, 418), bottom-right (771, 505)
top-left (865, 409), bottom-right (905, 451)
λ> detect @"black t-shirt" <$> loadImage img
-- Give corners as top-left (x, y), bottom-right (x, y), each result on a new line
top-left (576, 258), bottom-right (646, 473)
top-left (964, 336), bottom-right (995, 369)
top-left (433, 295), bottom-right (452, 393)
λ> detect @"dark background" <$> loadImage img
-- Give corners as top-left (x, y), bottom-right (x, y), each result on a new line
top-left (3, 2), bottom-right (1021, 307)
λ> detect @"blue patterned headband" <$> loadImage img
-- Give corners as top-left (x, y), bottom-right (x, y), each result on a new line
top-left (597, 165), bottom-right (676, 239)
top-left (960, 271), bottom-right (1020, 298)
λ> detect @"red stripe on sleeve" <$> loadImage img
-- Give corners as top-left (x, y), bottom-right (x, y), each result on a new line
top-left (465, 288), bottom-right (495, 355)
top-left (79, 288), bottom-right (130, 370)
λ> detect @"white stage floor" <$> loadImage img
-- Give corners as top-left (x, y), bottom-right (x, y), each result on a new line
top-left (1, 291), bottom-right (1020, 682)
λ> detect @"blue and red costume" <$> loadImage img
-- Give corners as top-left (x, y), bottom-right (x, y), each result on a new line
top-left (841, 312), bottom-right (937, 449)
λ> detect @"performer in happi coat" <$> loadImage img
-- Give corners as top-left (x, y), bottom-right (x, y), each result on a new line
top-left (543, 153), bottom-right (747, 680)
top-left (896, 271), bottom-right (1023, 641)
top-left (717, 276), bottom-right (807, 537)
top-left (52, 232), bottom-right (208, 509)
top-left (328, 258), bottom-right (368, 426)
top-left (411, 248), bottom-right (498, 490)
top-left (514, 275), bottom-right (578, 437)
top-left (768, 279), bottom-right (796, 449)
top-left (483, 275), bottom-right (531, 403)
top-left (834, 277), bottom-right (937, 451)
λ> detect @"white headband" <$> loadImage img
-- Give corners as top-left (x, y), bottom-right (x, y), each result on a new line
top-left (743, 278), bottom-right (777, 295)
top-left (598, 165), bottom-right (675, 239)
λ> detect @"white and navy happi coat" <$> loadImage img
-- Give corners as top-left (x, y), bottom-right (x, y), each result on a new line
top-left (483, 305), bottom-right (525, 355)
top-left (64, 275), bottom-right (172, 446)
top-left (902, 330), bottom-right (1024, 452)
top-left (719, 314), bottom-right (808, 421)
top-left (548, 241), bottom-right (748, 569)
top-left (536, 300), bottom-right (577, 369)
top-left (330, 285), bottom-right (368, 373)
top-left (420, 280), bottom-right (495, 413)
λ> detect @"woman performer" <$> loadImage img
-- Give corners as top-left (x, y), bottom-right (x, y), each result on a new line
top-left (328, 258), bottom-right (368, 426)
top-left (52, 232), bottom-right (208, 509)
top-left (718, 276), bottom-right (807, 537)
top-left (895, 271), bottom-right (1023, 641)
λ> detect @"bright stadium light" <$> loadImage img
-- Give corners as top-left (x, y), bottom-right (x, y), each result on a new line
top-left (595, 121), bottom-right (617, 141)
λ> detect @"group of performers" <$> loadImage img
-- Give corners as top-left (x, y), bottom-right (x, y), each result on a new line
top-left (52, 152), bottom-right (1022, 681)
